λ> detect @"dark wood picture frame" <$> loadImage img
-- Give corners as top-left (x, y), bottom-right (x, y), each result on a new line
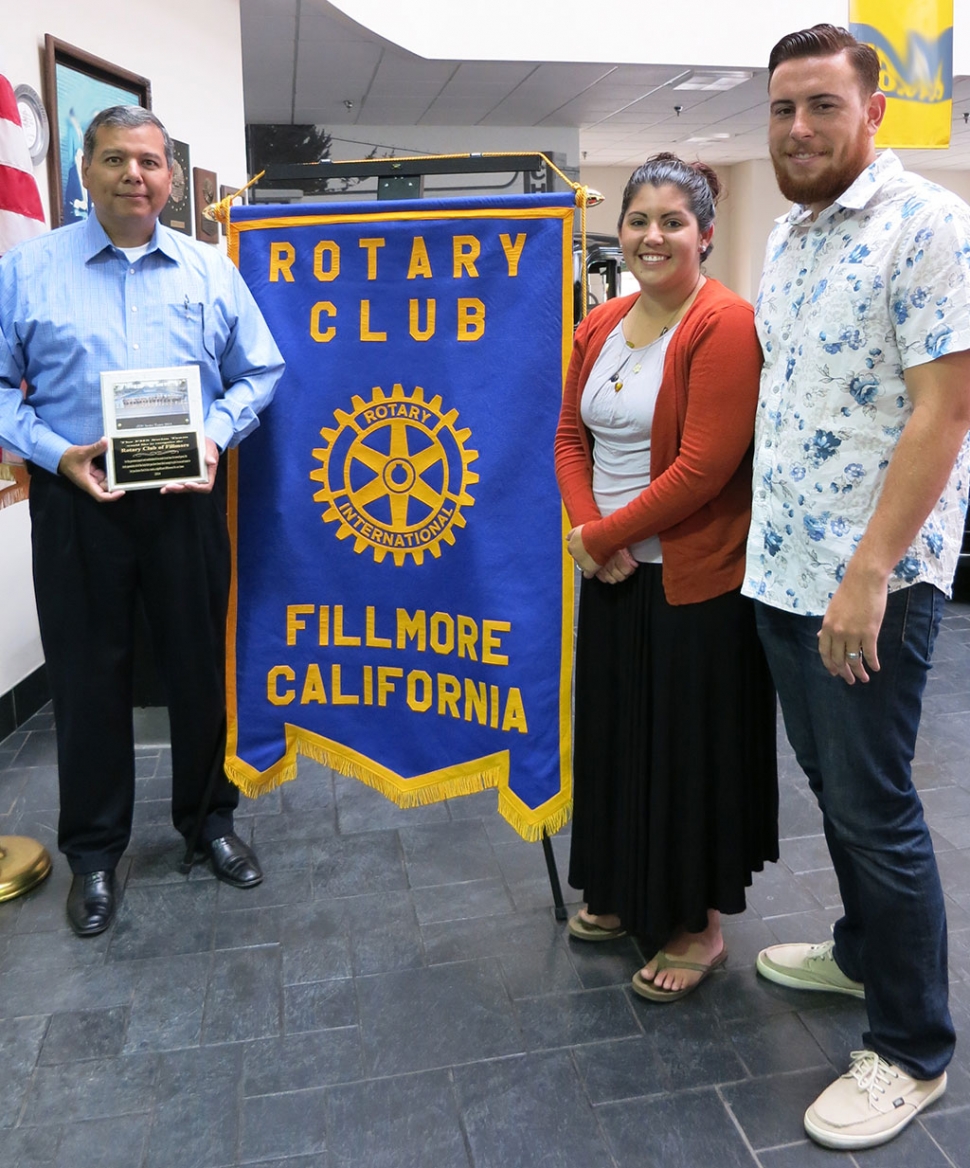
top-left (42, 35), bottom-right (151, 228)
top-left (218, 183), bottom-right (245, 238)
top-left (193, 167), bottom-right (218, 245)
top-left (160, 140), bottom-right (192, 235)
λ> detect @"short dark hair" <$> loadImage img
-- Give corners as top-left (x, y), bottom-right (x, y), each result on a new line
top-left (768, 24), bottom-right (880, 95)
top-left (617, 152), bottom-right (721, 261)
top-left (82, 106), bottom-right (174, 168)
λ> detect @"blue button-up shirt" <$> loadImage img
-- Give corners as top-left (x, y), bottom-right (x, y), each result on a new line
top-left (0, 213), bottom-right (284, 474)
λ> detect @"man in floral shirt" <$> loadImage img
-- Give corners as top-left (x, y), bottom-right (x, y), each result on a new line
top-left (745, 24), bottom-right (970, 1152)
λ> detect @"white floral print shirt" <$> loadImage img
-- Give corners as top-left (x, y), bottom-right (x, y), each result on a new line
top-left (743, 151), bottom-right (970, 616)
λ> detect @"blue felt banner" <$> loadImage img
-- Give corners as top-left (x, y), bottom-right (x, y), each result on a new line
top-left (225, 192), bottom-right (576, 839)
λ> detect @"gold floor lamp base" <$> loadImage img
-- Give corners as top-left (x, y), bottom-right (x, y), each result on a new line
top-left (0, 836), bottom-right (53, 902)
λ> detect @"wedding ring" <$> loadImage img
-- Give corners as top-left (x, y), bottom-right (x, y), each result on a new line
top-left (845, 651), bottom-right (861, 660)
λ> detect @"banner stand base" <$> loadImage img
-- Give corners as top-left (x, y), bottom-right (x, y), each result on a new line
top-left (541, 831), bottom-right (567, 921)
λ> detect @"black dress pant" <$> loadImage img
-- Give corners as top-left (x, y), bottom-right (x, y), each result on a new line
top-left (27, 465), bottom-right (239, 873)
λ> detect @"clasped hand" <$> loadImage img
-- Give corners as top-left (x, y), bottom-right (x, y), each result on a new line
top-left (566, 524), bottom-right (638, 584)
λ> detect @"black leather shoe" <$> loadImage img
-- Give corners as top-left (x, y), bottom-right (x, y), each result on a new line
top-left (206, 833), bottom-right (263, 888)
top-left (66, 870), bottom-right (117, 937)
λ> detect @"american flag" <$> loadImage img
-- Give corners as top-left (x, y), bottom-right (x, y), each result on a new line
top-left (0, 72), bottom-right (45, 256)
top-left (0, 72), bottom-right (43, 503)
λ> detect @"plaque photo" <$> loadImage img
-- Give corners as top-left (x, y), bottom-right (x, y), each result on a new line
top-left (160, 139), bottom-right (192, 234)
top-left (100, 365), bottom-right (207, 490)
top-left (193, 167), bottom-right (219, 245)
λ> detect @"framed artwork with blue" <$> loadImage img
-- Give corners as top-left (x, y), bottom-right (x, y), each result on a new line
top-left (42, 35), bottom-right (151, 228)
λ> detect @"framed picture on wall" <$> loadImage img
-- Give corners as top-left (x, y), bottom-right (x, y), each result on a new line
top-left (193, 167), bottom-right (218, 246)
top-left (160, 140), bottom-right (192, 235)
top-left (42, 35), bottom-right (151, 229)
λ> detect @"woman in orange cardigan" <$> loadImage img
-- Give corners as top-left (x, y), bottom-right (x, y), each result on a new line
top-left (556, 154), bottom-right (777, 1001)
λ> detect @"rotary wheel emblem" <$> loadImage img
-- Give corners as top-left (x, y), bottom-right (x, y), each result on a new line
top-left (310, 384), bottom-right (479, 565)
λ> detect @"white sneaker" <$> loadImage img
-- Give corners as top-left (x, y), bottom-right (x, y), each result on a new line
top-left (805, 1050), bottom-right (947, 1149)
top-left (756, 940), bottom-right (865, 999)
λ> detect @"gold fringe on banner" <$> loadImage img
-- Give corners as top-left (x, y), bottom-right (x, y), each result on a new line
top-left (224, 725), bottom-right (573, 841)
top-left (498, 789), bottom-right (573, 843)
top-left (225, 722), bottom-right (505, 808)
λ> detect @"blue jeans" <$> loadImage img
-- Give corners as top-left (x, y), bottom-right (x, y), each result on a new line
top-left (755, 585), bottom-right (954, 1080)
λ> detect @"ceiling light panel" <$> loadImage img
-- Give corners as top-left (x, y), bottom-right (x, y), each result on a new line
top-left (674, 71), bottom-right (753, 91)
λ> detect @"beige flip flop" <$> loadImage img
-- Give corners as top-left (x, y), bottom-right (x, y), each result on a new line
top-left (631, 946), bottom-right (728, 1002)
top-left (567, 912), bottom-right (626, 941)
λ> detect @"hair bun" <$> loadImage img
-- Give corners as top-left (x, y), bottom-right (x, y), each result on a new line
top-left (640, 152), bottom-right (721, 204)
top-left (689, 160), bottom-right (722, 205)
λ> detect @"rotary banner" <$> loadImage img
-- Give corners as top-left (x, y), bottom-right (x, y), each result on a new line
top-left (225, 192), bottom-right (576, 839)
top-left (850, 0), bottom-right (953, 148)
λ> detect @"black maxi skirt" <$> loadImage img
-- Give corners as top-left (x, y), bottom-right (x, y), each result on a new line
top-left (568, 563), bottom-right (778, 956)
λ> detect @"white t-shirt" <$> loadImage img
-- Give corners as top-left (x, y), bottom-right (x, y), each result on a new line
top-left (581, 320), bottom-right (676, 563)
top-left (118, 243), bottom-right (152, 263)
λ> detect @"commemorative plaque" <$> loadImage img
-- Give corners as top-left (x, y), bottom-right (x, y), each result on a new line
top-left (100, 365), bottom-right (207, 490)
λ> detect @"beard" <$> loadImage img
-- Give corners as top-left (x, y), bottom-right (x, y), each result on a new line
top-left (771, 131), bottom-right (873, 208)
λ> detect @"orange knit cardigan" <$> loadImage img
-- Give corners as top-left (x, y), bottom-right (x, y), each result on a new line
top-left (554, 278), bottom-right (762, 605)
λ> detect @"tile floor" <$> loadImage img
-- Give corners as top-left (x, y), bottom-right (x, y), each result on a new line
top-left (1, 607), bottom-right (969, 1167)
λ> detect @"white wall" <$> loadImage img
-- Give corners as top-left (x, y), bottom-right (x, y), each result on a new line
top-left (723, 159), bottom-right (791, 304)
top-left (0, 0), bottom-right (247, 700)
top-left (0, 501), bottom-right (41, 697)
top-left (913, 167), bottom-right (970, 203)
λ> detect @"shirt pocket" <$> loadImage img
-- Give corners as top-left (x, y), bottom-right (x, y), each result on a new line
top-left (200, 303), bottom-right (223, 363)
top-left (802, 262), bottom-right (890, 356)
top-left (136, 301), bottom-right (214, 368)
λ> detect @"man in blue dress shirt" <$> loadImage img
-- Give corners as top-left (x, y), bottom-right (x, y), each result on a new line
top-left (0, 106), bottom-right (285, 936)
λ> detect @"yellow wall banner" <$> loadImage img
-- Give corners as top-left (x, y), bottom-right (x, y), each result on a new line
top-left (850, 0), bottom-right (953, 148)
top-left (224, 192), bottom-right (576, 841)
